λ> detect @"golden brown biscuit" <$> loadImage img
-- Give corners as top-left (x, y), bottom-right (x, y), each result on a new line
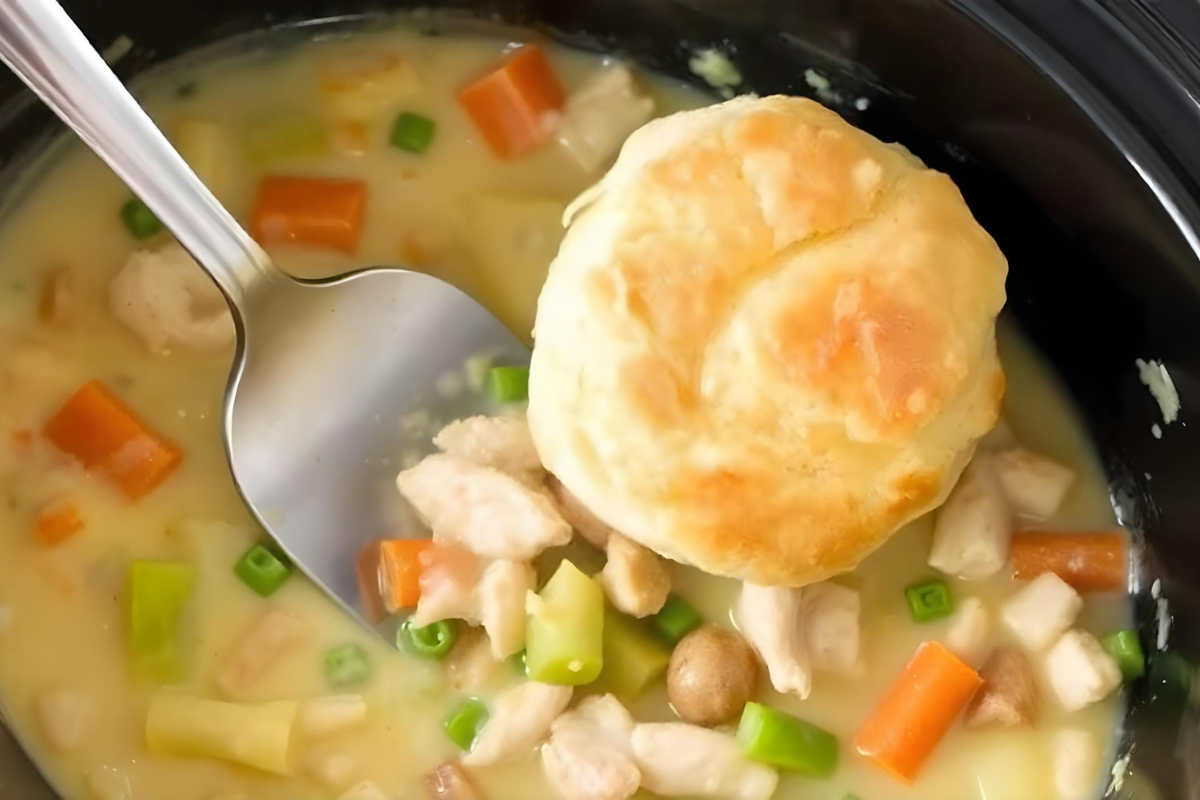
top-left (528, 96), bottom-right (1006, 586)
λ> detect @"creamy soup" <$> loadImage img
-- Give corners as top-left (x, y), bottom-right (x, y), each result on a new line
top-left (0, 23), bottom-right (1129, 800)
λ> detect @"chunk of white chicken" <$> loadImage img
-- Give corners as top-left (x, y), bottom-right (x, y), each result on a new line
top-left (599, 534), bottom-right (670, 618)
top-left (216, 610), bottom-right (307, 697)
top-left (992, 447), bottom-right (1076, 521)
top-left (1045, 630), bottom-right (1122, 711)
top-left (945, 596), bottom-right (991, 663)
top-left (297, 695), bottom-right (369, 739)
top-left (463, 681), bottom-right (573, 767)
top-left (414, 543), bottom-right (483, 627)
top-left (108, 242), bottom-right (234, 354)
top-left (425, 762), bottom-right (482, 800)
top-left (547, 475), bottom-right (616, 549)
top-left (556, 65), bottom-right (655, 173)
top-left (929, 457), bottom-right (1011, 580)
top-left (444, 628), bottom-right (502, 692)
top-left (1002, 572), bottom-right (1083, 651)
top-left (802, 582), bottom-right (861, 672)
top-left (434, 416), bottom-right (545, 485)
top-left (477, 560), bottom-right (536, 659)
top-left (397, 454), bottom-right (571, 561)
top-left (414, 544), bottom-right (533, 658)
top-left (36, 689), bottom-right (89, 751)
top-left (737, 583), bottom-right (810, 699)
top-left (629, 723), bottom-right (778, 800)
top-left (542, 694), bottom-right (640, 800)
top-left (1053, 729), bottom-right (1100, 800)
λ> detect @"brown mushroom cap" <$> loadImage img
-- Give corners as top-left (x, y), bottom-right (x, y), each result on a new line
top-left (667, 625), bottom-right (759, 727)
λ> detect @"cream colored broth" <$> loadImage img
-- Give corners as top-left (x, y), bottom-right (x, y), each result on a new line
top-left (0, 24), bottom-right (1125, 800)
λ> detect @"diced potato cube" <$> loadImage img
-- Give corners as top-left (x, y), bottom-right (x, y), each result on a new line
top-left (556, 65), bottom-right (655, 173)
top-left (1002, 572), bottom-right (1082, 651)
top-left (945, 596), bottom-right (990, 663)
top-left (929, 457), bottom-right (1011, 580)
top-left (1045, 630), bottom-right (1122, 711)
top-left (993, 447), bottom-right (1076, 520)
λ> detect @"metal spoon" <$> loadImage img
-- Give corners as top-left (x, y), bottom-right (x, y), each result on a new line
top-left (0, 0), bottom-right (527, 625)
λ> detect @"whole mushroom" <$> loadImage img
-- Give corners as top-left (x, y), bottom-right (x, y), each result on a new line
top-left (667, 625), bottom-right (759, 727)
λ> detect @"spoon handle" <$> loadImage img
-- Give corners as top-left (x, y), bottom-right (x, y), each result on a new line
top-left (0, 0), bottom-right (276, 306)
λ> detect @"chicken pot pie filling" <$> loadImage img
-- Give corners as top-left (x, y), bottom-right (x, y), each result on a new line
top-left (0, 24), bottom-right (1135, 800)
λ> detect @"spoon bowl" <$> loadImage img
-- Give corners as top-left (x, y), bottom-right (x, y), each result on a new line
top-left (228, 269), bottom-right (526, 618)
top-left (0, 0), bottom-right (527, 625)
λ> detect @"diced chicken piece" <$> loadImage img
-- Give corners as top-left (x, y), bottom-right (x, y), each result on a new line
top-left (415, 543), bottom-right (484, 627)
top-left (38, 267), bottom-right (79, 328)
top-left (966, 648), bottom-right (1038, 727)
top-left (1053, 729), bottom-right (1100, 800)
top-left (993, 447), bottom-right (1076, 521)
top-left (298, 695), bottom-right (369, 739)
top-left (434, 416), bottom-right (545, 484)
top-left (445, 628), bottom-right (502, 692)
top-left (802, 582), bottom-right (860, 672)
top-left (109, 242), bottom-right (234, 354)
top-left (1045, 630), bottom-right (1122, 711)
top-left (36, 689), bottom-right (89, 751)
top-left (929, 457), bottom-right (1011, 580)
top-left (306, 751), bottom-right (358, 789)
top-left (338, 781), bottom-right (392, 800)
top-left (599, 534), bottom-right (670, 618)
top-left (217, 610), bottom-right (307, 696)
top-left (463, 681), bottom-right (573, 767)
top-left (630, 723), bottom-right (778, 800)
top-left (542, 695), bottom-right (639, 800)
top-left (86, 766), bottom-right (130, 800)
top-left (737, 583), bottom-right (810, 699)
top-left (556, 65), bottom-right (655, 173)
top-left (547, 475), bottom-right (616, 549)
top-left (425, 762), bottom-right (482, 800)
top-left (397, 454), bottom-right (571, 561)
top-left (1002, 573), bottom-right (1083, 651)
top-left (945, 596), bottom-right (990, 663)
top-left (319, 53), bottom-right (422, 123)
top-left (478, 560), bottom-right (536, 658)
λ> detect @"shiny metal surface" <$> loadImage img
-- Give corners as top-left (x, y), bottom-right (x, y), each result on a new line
top-left (0, 0), bottom-right (526, 626)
